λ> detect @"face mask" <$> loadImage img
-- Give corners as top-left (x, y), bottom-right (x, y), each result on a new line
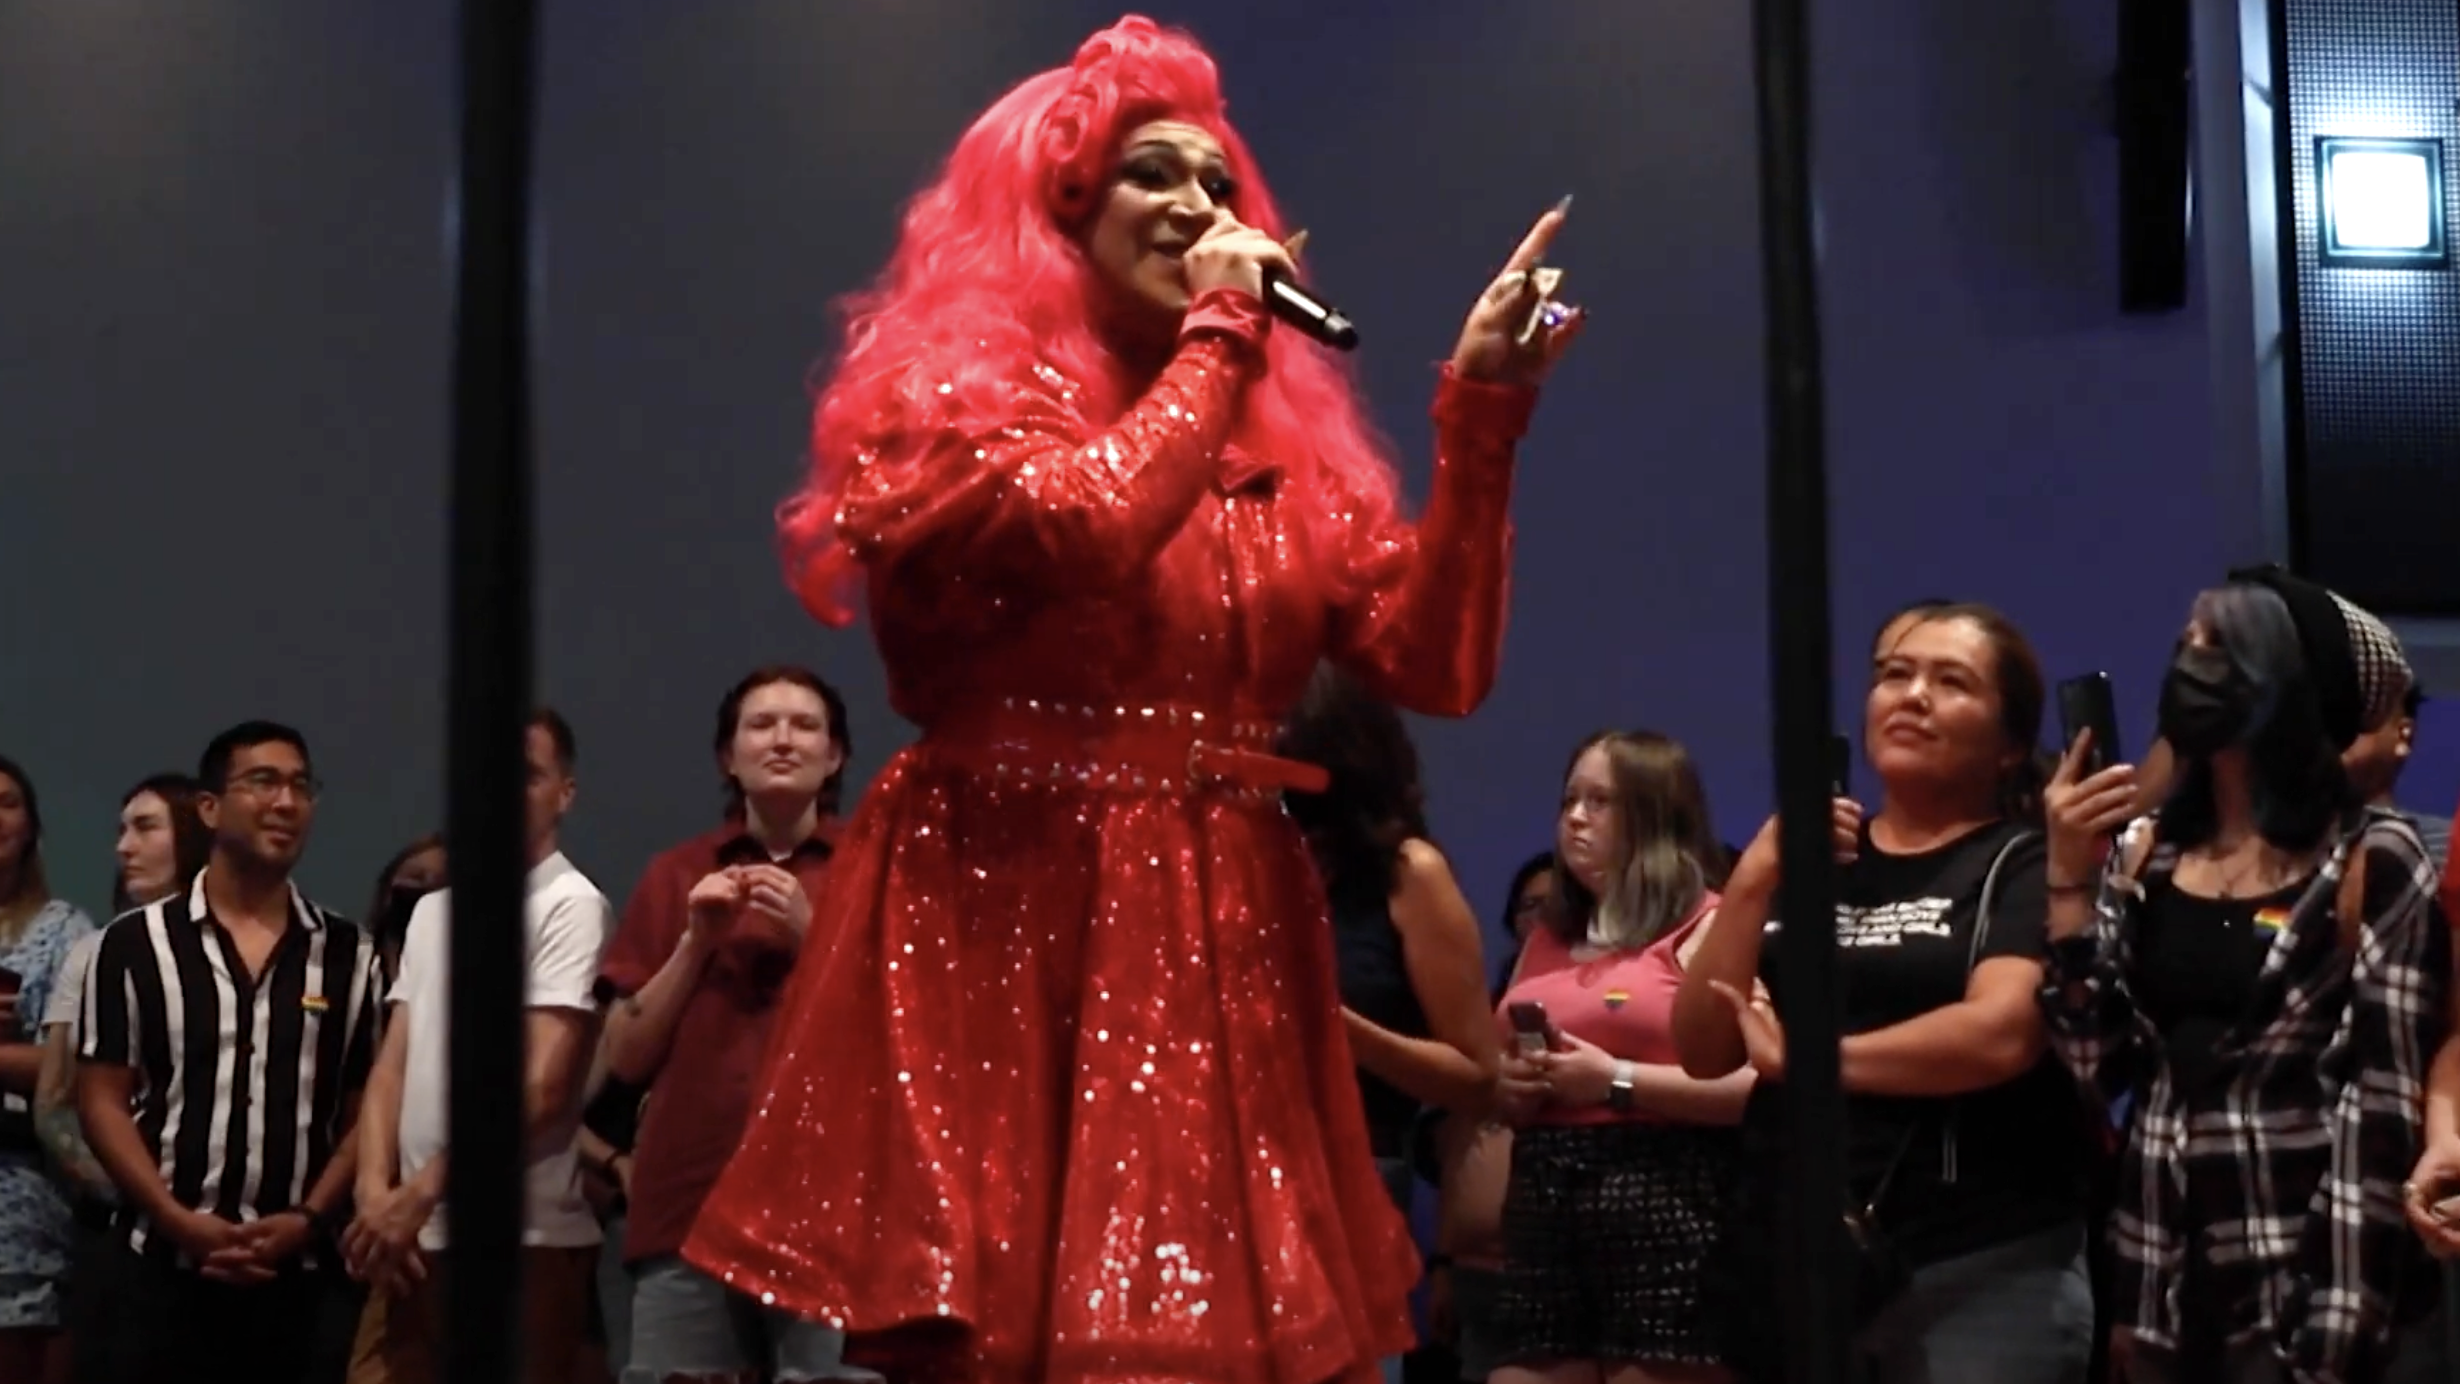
top-left (2157, 645), bottom-right (2256, 758)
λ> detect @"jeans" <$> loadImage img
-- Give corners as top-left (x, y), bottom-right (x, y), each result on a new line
top-left (623, 1254), bottom-right (880, 1383)
top-left (1854, 1223), bottom-right (2094, 1384)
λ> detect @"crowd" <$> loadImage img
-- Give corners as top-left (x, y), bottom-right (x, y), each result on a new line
top-left (0, 572), bottom-right (2448, 1384)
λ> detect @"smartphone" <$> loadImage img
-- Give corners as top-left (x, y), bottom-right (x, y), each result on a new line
top-left (2056, 673), bottom-right (2123, 773)
top-left (1506, 1001), bottom-right (1550, 1057)
top-left (1828, 734), bottom-right (1853, 798)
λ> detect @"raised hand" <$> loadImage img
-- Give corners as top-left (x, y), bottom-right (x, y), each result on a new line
top-left (1450, 199), bottom-right (1584, 387)
top-left (2044, 732), bottom-right (2140, 887)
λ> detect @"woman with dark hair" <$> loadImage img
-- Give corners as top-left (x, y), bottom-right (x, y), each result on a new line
top-left (1281, 666), bottom-right (1500, 1140)
top-left (1281, 666), bottom-right (1499, 1384)
top-left (0, 757), bottom-right (94, 1383)
top-left (1677, 602), bottom-right (2092, 1383)
top-left (679, 15), bottom-right (1581, 1381)
top-left (37, 774), bottom-right (207, 1374)
top-left (366, 834), bottom-right (447, 985)
top-left (2042, 572), bottom-right (2445, 1382)
top-left (105, 776), bottom-right (210, 918)
top-left (1492, 851), bottom-right (1558, 1001)
top-left (1485, 731), bottom-right (1750, 1384)
top-left (331, 831), bottom-right (449, 1384)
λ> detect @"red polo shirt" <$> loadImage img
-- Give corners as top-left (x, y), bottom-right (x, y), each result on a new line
top-left (596, 818), bottom-right (836, 1264)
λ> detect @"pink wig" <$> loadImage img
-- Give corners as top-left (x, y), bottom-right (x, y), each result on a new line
top-left (779, 14), bottom-right (1404, 626)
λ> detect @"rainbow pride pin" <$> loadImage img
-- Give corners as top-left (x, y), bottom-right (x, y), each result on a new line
top-left (2253, 906), bottom-right (2291, 934)
top-left (1602, 989), bottom-right (1630, 1011)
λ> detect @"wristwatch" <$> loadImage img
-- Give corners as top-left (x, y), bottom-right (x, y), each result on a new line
top-left (1607, 1060), bottom-right (1637, 1113)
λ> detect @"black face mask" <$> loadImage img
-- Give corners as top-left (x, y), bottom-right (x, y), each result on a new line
top-left (2157, 645), bottom-right (2257, 758)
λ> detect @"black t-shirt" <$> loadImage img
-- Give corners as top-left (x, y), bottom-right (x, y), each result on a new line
top-left (1749, 818), bottom-right (2086, 1265)
top-left (2131, 877), bottom-right (2307, 1099)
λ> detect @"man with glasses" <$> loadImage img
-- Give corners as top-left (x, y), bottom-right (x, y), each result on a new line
top-left (74, 721), bottom-right (380, 1384)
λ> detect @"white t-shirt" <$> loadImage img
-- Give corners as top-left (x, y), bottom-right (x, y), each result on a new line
top-left (391, 851), bottom-right (611, 1250)
top-left (44, 930), bottom-right (102, 1032)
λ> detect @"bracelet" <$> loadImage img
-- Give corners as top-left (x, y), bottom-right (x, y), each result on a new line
top-left (2046, 880), bottom-right (2095, 895)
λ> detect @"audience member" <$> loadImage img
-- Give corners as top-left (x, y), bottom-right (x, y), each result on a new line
top-left (1282, 666), bottom-right (1501, 1384)
top-left (596, 668), bottom-right (877, 1384)
top-left (1493, 730), bottom-right (1752, 1383)
top-left (344, 709), bottom-right (609, 1384)
top-left (39, 775), bottom-right (205, 1381)
top-left (1680, 602), bottom-right (2092, 1384)
top-left (75, 723), bottom-right (382, 1384)
top-left (2042, 573), bottom-right (2444, 1382)
top-left (0, 757), bottom-right (97, 1384)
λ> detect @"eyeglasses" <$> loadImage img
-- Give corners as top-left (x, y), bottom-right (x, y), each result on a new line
top-left (224, 770), bottom-right (322, 802)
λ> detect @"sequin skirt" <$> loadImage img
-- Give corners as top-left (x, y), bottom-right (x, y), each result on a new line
top-left (1492, 1121), bottom-right (1740, 1367)
top-left (682, 748), bottom-right (1417, 1384)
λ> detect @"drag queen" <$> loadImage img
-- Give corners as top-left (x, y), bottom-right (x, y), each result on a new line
top-left (682, 15), bottom-right (1580, 1383)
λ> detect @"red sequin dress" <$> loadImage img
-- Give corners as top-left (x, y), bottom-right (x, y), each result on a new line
top-left (683, 290), bottom-right (1535, 1384)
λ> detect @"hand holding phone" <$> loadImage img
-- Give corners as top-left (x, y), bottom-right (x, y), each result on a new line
top-left (2056, 673), bottom-right (2124, 773)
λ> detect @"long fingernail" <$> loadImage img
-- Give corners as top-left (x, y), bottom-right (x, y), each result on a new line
top-left (1283, 228), bottom-right (1310, 257)
top-left (1552, 194), bottom-right (1574, 218)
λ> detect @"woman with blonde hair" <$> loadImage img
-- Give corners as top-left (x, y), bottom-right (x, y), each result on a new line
top-left (1489, 731), bottom-right (1753, 1384)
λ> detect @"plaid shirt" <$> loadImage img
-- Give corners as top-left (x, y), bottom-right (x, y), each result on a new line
top-left (2042, 807), bottom-right (2445, 1384)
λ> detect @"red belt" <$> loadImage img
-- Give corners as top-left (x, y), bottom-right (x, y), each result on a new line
top-left (923, 698), bottom-right (1329, 797)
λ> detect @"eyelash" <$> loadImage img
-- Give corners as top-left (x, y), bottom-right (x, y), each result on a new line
top-left (1124, 161), bottom-right (1236, 204)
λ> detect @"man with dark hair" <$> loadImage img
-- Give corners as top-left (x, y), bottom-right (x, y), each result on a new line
top-left (77, 721), bottom-right (380, 1384)
top-left (344, 706), bottom-right (610, 1384)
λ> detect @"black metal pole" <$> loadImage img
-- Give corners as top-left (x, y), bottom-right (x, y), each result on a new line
top-left (1750, 2), bottom-right (1848, 1382)
top-left (444, 1), bottom-right (537, 1382)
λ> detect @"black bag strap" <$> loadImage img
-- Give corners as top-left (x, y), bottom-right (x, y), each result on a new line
top-left (1857, 828), bottom-right (2035, 1217)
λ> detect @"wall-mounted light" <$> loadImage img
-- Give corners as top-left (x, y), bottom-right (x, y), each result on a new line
top-left (2316, 135), bottom-right (2447, 267)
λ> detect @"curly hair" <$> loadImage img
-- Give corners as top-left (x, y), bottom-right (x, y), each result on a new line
top-left (777, 15), bottom-right (1402, 625)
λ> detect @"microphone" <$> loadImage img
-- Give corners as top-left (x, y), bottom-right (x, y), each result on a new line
top-left (1263, 269), bottom-right (1359, 351)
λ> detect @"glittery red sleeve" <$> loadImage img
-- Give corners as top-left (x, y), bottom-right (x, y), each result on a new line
top-left (835, 289), bottom-right (1268, 602)
top-left (1331, 367), bottom-right (1537, 718)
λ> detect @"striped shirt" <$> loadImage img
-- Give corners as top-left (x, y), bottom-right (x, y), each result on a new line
top-left (79, 869), bottom-right (380, 1262)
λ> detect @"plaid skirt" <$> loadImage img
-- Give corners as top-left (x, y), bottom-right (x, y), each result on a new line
top-left (1492, 1120), bottom-right (1739, 1367)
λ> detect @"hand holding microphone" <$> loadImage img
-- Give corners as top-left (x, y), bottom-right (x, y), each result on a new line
top-left (1183, 214), bottom-right (1360, 350)
top-left (1182, 214), bottom-right (1296, 305)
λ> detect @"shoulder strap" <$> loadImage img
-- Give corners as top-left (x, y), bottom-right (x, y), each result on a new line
top-left (2336, 829), bottom-right (2371, 956)
top-left (1964, 829), bottom-right (2038, 976)
top-left (1863, 828), bottom-right (2038, 1214)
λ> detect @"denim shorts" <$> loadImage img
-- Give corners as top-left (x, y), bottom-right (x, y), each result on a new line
top-left (623, 1255), bottom-right (881, 1383)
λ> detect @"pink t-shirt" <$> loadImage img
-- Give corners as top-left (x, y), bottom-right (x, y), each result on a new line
top-left (1497, 893), bottom-right (1717, 1126)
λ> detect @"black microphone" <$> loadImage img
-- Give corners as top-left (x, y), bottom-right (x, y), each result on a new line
top-left (1263, 269), bottom-right (1359, 351)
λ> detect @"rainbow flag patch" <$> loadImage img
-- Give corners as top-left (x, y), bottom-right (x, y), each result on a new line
top-left (1602, 989), bottom-right (1630, 1011)
top-left (301, 995), bottom-right (329, 1014)
top-left (2253, 907), bottom-right (2290, 934)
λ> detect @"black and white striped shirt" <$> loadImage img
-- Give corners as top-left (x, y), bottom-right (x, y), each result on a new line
top-left (79, 870), bottom-right (380, 1261)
